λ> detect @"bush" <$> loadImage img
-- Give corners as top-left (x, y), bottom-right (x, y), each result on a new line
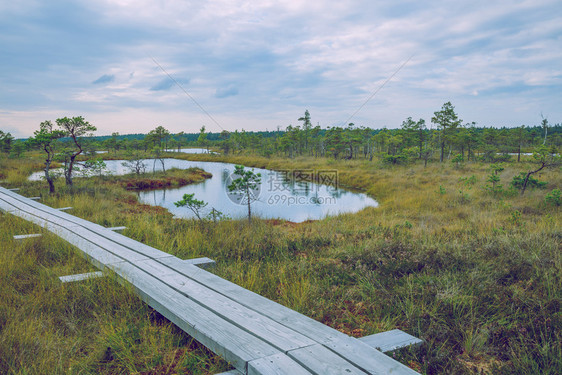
top-left (545, 189), bottom-right (561, 207)
top-left (511, 172), bottom-right (547, 190)
top-left (380, 148), bottom-right (417, 165)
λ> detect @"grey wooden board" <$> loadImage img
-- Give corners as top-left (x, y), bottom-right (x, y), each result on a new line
top-left (0, 203), bottom-right (125, 269)
top-left (158, 257), bottom-right (420, 375)
top-left (108, 261), bottom-right (280, 371)
top-left (41, 224), bottom-right (125, 269)
top-left (28, 197), bottom-right (41, 200)
top-left (13, 233), bottom-right (42, 240)
top-left (0, 193), bottom-right (78, 229)
top-left (7, 188), bottom-right (19, 191)
top-left (321, 335), bottom-right (420, 375)
top-left (133, 259), bottom-right (316, 352)
top-left (91, 230), bottom-right (172, 260)
top-left (69, 226), bottom-right (151, 263)
top-left (0, 199), bottom-right (18, 213)
top-left (184, 257), bottom-right (216, 268)
top-left (0, 197), bottom-right (71, 228)
top-left (59, 271), bottom-right (104, 283)
top-left (288, 344), bottom-right (368, 375)
top-left (359, 329), bottom-right (423, 353)
top-left (107, 226), bottom-right (127, 231)
top-left (0, 188), bottom-right (171, 261)
top-left (56, 207), bottom-right (73, 211)
top-left (248, 353), bottom-right (313, 375)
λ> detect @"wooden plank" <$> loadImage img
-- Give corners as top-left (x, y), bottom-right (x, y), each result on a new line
top-left (59, 271), bottom-right (104, 283)
top-left (11, 207), bottom-right (83, 233)
top-left (288, 344), bottom-right (367, 375)
top-left (13, 234), bottom-right (42, 240)
top-left (359, 330), bottom-right (423, 353)
top-left (8, 188), bottom-right (19, 191)
top-left (248, 353), bottom-right (313, 375)
top-left (158, 257), bottom-right (345, 338)
top-left (49, 227), bottom-right (126, 269)
top-left (158, 257), bottom-right (420, 375)
top-left (108, 261), bottom-right (280, 372)
top-left (89, 229), bottom-right (173, 260)
top-left (68, 226), bottom-right (151, 263)
top-left (0, 192), bottom-right (168, 261)
top-left (0, 198), bottom-right (18, 213)
top-left (56, 207), bottom-right (73, 211)
top-left (28, 197), bottom-right (41, 200)
top-left (184, 257), bottom-right (216, 268)
top-left (8, 212), bottom-right (126, 268)
top-left (1, 192), bottom-right (169, 266)
top-left (132, 259), bottom-right (316, 352)
top-left (0, 193), bottom-right (78, 229)
top-left (321, 335), bottom-right (419, 375)
top-left (107, 226), bottom-right (127, 231)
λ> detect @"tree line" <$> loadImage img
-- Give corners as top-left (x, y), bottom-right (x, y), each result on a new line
top-left (2, 101), bottom-right (561, 170)
top-left (218, 103), bottom-right (560, 164)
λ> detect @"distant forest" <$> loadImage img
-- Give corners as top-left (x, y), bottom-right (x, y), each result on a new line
top-left (2, 103), bottom-right (561, 164)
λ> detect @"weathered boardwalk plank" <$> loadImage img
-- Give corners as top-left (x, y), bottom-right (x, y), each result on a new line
top-left (131, 259), bottom-right (316, 352)
top-left (359, 329), bottom-right (423, 353)
top-left (157, 257), bottom-right (416, 374)
top-left (107, 226), bottom-right (127, 231)
top-left (109, 260), bottom-right (281, 371)
top-left (0, 186), bottom-right (421, 375)
top-left (59, 271), bottom-right (104, 283)
top-left (13, 233), bottom-right (42, 240)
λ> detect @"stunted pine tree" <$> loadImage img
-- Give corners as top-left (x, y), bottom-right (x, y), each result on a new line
top-left (227, 165), bottom-right (261, 224)
top-left (27, 121), bottom-right (66, 193)
top-left (56, 116), bottom-right (97, 186)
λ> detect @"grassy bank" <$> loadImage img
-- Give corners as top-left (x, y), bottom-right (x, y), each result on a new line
top-left (1, 153), bottom-right (560, 374)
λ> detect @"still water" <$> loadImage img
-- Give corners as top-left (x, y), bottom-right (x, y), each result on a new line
top-left (29, 158), bottom-right (378, 222)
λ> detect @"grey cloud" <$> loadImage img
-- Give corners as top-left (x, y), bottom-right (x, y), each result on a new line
top-left (92, 74), bottom-right (115, 85)
top-left (150, 78), bottom-right (190, 91)
top-left (215, 86), bottom-right (239, 98)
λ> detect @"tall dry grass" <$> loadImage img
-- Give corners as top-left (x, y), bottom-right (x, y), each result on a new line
top-left (1, 151), bottom-right (560, 374)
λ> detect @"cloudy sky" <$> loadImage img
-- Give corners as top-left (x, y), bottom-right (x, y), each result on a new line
top-left (1, 0), bottom-right (561, 138)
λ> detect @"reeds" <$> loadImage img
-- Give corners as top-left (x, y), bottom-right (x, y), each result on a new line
top-left (1, 152), bottom-right (560, 374)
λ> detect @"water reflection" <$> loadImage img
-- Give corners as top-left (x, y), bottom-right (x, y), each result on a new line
top-left (29, 158), bottom-right (378, 222)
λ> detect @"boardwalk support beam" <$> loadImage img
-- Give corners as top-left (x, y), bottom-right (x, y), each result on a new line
top-left (59, 271), bottom-right (105, 283)
top-left (107, 226), bottom-right (127, 231)
top-left (359, 329), bottom-right (423, 353)
top-left (14, 234), bottom-right (42, 240)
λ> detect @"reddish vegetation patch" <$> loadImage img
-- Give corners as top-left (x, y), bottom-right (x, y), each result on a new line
top-left (29, 162), bottom-right (62, 171)
top-left (264, 219), bottom-right (315, 228)
top-left (122, 170), bottom-right (212, 190)
top-left (264, 219), bottom-right (284, 226)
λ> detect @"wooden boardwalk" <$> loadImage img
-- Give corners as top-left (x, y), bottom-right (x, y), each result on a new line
top-left (0, 186), bottom-right (420, 375)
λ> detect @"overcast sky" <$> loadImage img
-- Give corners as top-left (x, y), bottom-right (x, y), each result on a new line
top-left (1, 0), bottom-right (561, 138)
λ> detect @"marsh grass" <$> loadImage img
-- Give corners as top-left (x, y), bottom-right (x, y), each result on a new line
top-left (0, 152), bottom-right (560, 374)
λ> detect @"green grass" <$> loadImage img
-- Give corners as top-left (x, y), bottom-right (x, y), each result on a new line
top-left (0, 152), bottom-right (560, 374)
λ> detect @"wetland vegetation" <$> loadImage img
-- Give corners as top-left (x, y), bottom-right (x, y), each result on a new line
top-left (0, 109), bottom-right (561, 374)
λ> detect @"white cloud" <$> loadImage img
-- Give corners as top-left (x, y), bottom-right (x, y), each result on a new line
top-left (1, 0), bottom-right (561, 137)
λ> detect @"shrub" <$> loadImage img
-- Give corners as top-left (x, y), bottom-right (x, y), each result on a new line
top-left (511, 172), bottom-right (547, 190)
top-left (545, 189), bottom-right (561, 207)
